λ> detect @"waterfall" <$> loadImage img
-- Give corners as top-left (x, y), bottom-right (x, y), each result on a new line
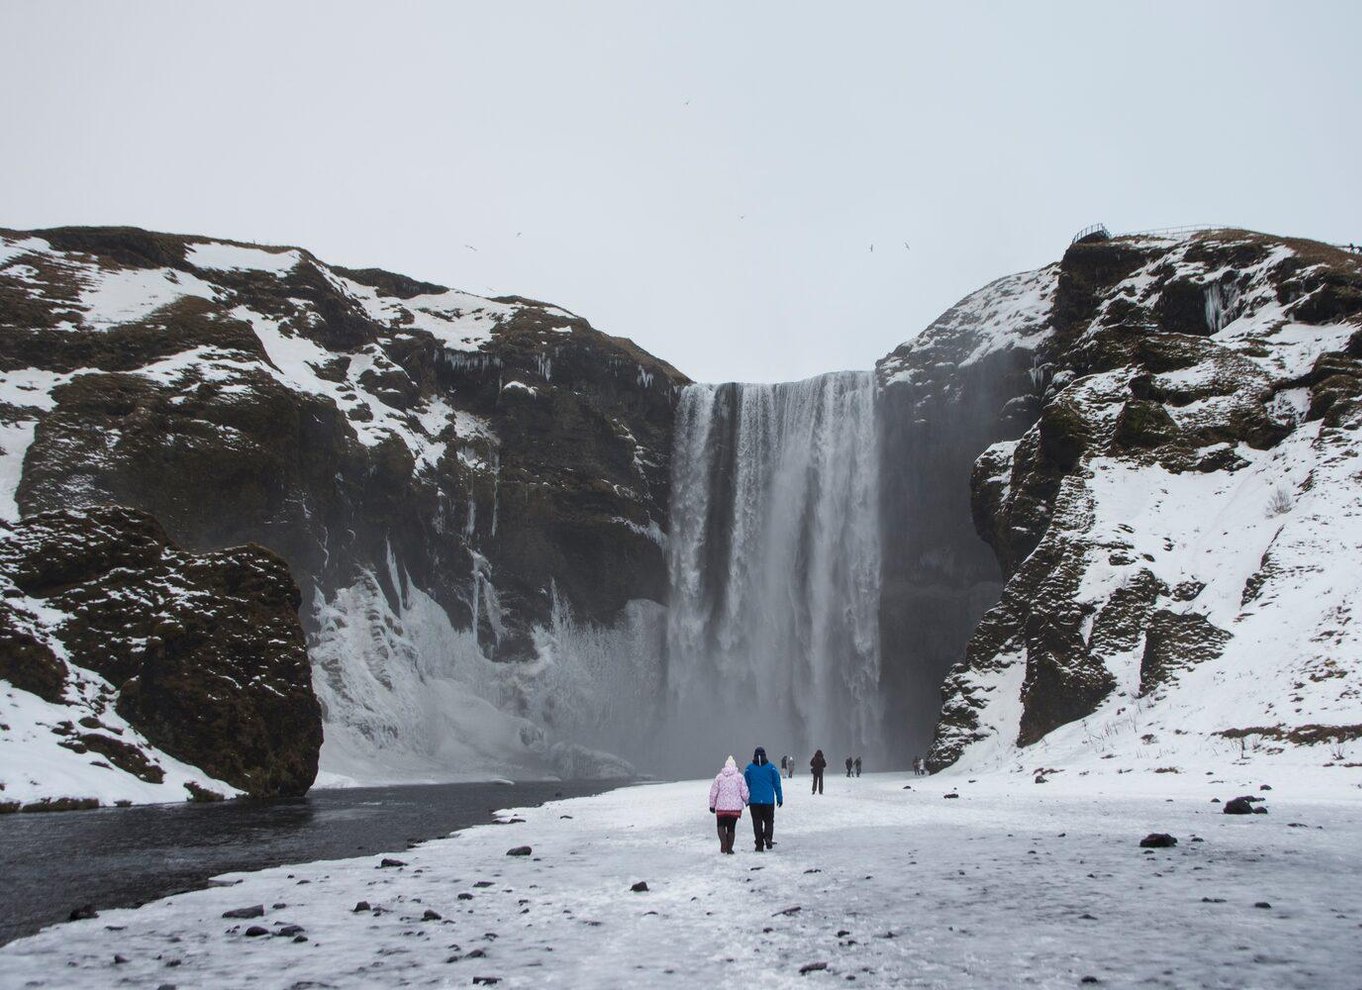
top-left (661, 372), bottom-right (884, 774)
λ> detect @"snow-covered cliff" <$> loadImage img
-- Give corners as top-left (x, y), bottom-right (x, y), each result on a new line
top-left (0, 226), bottom-right (685, 795)
top-left (895, 229), bottom-right (1362, 781)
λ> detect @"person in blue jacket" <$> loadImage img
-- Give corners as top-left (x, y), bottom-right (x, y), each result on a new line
top-left (744, 746), bottom-right (784, 852)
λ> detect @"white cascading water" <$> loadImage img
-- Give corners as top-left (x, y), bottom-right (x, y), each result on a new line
top-left (661, 371), bottom-right (884, 775)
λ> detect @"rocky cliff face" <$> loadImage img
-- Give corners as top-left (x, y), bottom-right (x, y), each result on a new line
top-left (0, 506), bottom-right (318, 808)
top-left (876, 266), bottom-right (1058, 759)
top-left (909, 230), bottom-right (1362, 775)
top-left (0, 226), bottom-right (686, 787)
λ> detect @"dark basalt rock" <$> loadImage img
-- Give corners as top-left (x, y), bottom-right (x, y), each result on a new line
top-left (222, 905), bottom-right (265, 919)
top-left (1223, 796), bottom-right (1263, 815)
top-left (0, 507), bottom-right (321, 798)
top-left (1139, 833), bottom-right (1177, 848)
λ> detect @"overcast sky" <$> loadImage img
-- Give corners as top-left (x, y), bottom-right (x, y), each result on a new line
top-left (3, 2), bottom-right (1360, 383)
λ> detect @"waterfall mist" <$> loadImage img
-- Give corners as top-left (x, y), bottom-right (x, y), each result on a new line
top-left (658, 372), bottom-right (884, 777)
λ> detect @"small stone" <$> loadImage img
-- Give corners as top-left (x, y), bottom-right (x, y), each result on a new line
top-left (472, 978), bottom-right (501, 986)
top-left (222, 905), bottom-right (265, 919)
top-left (353, 901), bottom-right (371, 912)
top-left (274, 925), bottom-right (305, 937)
top-left (113, 954), bottom-right (129, 965)
top-left (774, 906), bottom-right (802, 917)
top-left (1139, 833), bottom-right (1177, 848)
top-left (422, 909), bottom-right (442, 921)
top-left (292, 935), bottom-right (308, 943)
top-left (1202, 897), bottom-right (1226, 903)
top-left (837, 929), bottom-right (851, 937)
top-left (272, 903), bottom-right (286, 910)
top-left (69, 904), bottom-right (98, 921)
top-left (1254, 902), bottom-right (1272, 909)
top-left (243, 926), bottom-right (270, 937)
top-left (1081, 978), bottom-right (1100, 985)
top-left (506, 846), bottom-right (532, 857)
top-left (378, 858), bottom-right (407, 868)
top-left (1223, 796), bottom-right (1257, 815)
top-left (943, 793), bottom-right (959, 799)
top-left (474, 881), bottom-right (494, 888)
top-left (800, 961), bottom-right (829, 974)
top-left (466, 948), bottom-right (487, 958)
top-left (1260, 784), bottom-right (1272, 791)
top-left (630, 881), bottom-right (649, 892)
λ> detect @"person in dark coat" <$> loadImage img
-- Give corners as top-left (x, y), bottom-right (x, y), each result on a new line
top-left (854, 756), bottom-right (862, 777)
top-left (744, 746), bottom-right (783, 852)
top-left (845, 756), bottom-right (854, 777)
top-left (810, 749), bottom-right (826, 794)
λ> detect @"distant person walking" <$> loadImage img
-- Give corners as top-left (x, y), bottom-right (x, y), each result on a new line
top-left (779, 754), bottom-right (789, 777)
top-left (785, 754), bottom-right (794, 778)
top-left (810, 749), bottom-right (827, 794)
top-left (845, 756), bottom-right (854, 777)
top-left (708, 756), bottom-right (750, 854)
top-left (744, 747), bottom-right (783, 852)
top-left (854, 756), bottom-right (862, 777)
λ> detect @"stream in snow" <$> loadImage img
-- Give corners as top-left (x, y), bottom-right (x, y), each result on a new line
top-left (0, 779), bottom-right (621, 946)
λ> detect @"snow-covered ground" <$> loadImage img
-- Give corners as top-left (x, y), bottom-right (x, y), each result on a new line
top-left (4, 769), bottom-right (1360, 989)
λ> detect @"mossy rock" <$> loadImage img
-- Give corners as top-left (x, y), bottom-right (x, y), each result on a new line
top-left (1113, 399), bottom-right (1181, 449)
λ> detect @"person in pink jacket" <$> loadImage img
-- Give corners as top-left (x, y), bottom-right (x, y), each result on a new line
top-left (708, 755), bottom-right (750, 854)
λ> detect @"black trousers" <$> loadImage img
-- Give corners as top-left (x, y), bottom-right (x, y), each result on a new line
top-left (716, 814), bottom-right (738, 853)
top-left (811, 769), bottom-right (824, 794)
top-left (750, 803), bottom-right (775, 849)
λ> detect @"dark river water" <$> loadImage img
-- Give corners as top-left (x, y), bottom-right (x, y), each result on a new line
top-left (0, 779), bottom-right (622, 946)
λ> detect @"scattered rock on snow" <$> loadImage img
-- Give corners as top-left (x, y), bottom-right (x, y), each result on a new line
top-left (422, 909), bottom-right (442, 921)
top-left (1223, 797), bottom-right (1258, 815)
top-left (221, 905), bottom-right (264, 919)
top-left (1254, 902), bottom-right (1272, 909)
top-left (379, 858), bottom-right (407, 868)
top-left (243, 926), bottom-right (269, 937)
top-left (774, 906), bottom-right (802, 917)
top-left (630, 881), bottom-right (649, 892)
top-left (799, 961), bottom-right (829, 974)
top-left (352, 901), bottom-right (371, 912)
top-left (1139, 833), bottom-right (1177, 848)
top-left (506, 846), bottom-right (533, 857)
top-left (69, 904), bottom-right (98, 921)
